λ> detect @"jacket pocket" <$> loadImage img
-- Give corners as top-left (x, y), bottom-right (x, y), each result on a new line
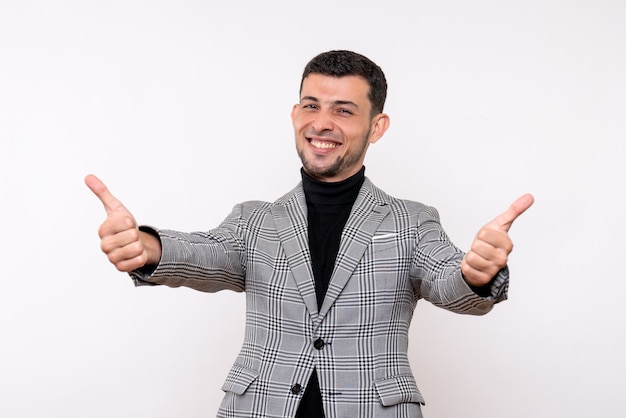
top-left (221, 364), bottom-right (259, 395)
top-left (374, 374), bottom-right (425, 406)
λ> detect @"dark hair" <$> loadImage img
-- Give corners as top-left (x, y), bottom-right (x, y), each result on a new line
top-left (300, 50), bottom-right (387, 116)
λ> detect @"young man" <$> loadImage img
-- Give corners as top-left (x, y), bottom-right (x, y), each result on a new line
top-left (86, 50), bottom-right (533, 418)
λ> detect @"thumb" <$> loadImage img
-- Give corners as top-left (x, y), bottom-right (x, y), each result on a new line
top-left (486, 193), bottom-right (535, 232)
top-left (84, 174), bottom-right (127, 216)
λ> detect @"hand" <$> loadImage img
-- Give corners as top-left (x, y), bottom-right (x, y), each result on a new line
top-left (461, 194), bottom-right (534, 287)
top-left (85, 174), bottom-right (161, 272)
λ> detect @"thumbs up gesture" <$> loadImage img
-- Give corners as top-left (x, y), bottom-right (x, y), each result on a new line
top-left (85, 174), bottom-right (161, 272)
top-left (461, 194), bottom-right (534, 287)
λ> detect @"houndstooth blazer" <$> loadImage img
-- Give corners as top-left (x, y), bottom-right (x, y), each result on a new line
top-left (132, 177), bottom-right (508, 418)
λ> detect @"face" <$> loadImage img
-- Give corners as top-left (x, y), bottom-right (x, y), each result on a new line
top-left (291, 74), bottom-right (389, 182)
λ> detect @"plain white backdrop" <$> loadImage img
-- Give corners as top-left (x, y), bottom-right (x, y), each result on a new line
top-left (1, 1), bottom-right (624, 417)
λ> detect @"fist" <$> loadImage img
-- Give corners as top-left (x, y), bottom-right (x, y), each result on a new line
top-left (85, 174), bottom-right (157, 272)
top-left (461, 194), bottom-right (534, 286)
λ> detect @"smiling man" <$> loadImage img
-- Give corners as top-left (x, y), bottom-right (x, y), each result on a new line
top-left (293, 72), bottom-right (389, 182)
top-left (86, 50), bottom-right (533, 418)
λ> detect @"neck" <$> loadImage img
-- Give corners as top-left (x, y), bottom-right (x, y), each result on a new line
top-left (301, 166), bottom-right (365, 205)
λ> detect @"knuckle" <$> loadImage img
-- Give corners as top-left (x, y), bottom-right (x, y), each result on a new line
top-left (128, 240), bottom-right (144, 256)
top-left (107, 252), bottom-right (121, 265)
top-left (464, 251), bottom-right (479, 266)
top-left (496, 253), bottom-right (509, 266)
top-left (115, 262), bottom-right (130, 273)
top-left (120, 216), bottom-right (137, 230)
top-left (100, 238), bottom-right (114, 254)
top-left (136, 252), bottom-right (148, 267)
top-left (476, 228), bottom-right (491, 241)
top-left (127, 227), bottom-right (140, 240)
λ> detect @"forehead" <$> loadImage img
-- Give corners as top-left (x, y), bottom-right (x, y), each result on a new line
top-left (300, 74), bottom-right (370, 104)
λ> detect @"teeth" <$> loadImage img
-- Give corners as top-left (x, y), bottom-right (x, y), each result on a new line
top-left (311, 139), bottom-right (339, 149)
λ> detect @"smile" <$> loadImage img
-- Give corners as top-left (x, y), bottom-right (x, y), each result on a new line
top-left (309, 139), bottom-right (340, 149)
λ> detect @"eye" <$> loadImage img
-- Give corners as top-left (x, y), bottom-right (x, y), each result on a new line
top-left (338, 108), bottom-right (353, 115)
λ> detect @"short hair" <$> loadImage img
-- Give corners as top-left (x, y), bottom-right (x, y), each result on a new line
top-left (300, 50), bottom-right (387, 116)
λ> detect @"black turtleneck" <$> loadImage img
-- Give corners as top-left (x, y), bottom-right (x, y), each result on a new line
top-left (302, 166), bottom-right (365, 309)
top-left (295, 166), bottom-right (365, 418)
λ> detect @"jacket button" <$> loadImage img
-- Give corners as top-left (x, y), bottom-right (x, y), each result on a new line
top-left (290, 383), bottom-right (302, 394)
top-left (313, 338), bottom-right (325, 350)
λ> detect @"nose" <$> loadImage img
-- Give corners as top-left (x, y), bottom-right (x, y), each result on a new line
top-left (311, 110), bottom-right (334, 133)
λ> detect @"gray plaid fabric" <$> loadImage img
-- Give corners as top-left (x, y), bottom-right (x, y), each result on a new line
top-left (132, 178), bottom-right (508, 418)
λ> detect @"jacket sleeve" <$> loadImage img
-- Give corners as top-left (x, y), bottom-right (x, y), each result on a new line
top-left (410, 205), bottom-right (508, 315)
top-left (128, 204), bottom-right (247, 293)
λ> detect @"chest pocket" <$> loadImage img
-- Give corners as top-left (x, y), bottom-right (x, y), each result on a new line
top-left (369, 232), bottom-right (399, 253)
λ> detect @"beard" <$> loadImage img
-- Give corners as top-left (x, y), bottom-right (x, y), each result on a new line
top-left (296, 133), bottom-right (369, 181)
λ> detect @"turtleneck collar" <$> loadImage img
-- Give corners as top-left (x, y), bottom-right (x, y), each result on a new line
top-left (301, 166), bottom-right (365, 206)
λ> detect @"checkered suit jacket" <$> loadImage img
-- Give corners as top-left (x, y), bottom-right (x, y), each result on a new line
top-left (132, 178), bottom-right (508, 418)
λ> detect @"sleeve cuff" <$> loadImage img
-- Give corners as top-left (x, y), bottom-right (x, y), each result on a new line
top-left (467, 266), bottom-right (509, 302)
top-left (127, 226), bottom-right (161, 287)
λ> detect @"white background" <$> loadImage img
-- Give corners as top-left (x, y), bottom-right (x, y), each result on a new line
top-left (1, 1), bottom-right (625, 417)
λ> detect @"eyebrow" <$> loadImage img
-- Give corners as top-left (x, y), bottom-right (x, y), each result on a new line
top-left (300, 96), bottom-right (359, 109)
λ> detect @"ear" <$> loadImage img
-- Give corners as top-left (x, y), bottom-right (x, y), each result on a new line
top-left (290, 104), bottom-right (299, 123)
top-left (368, 113), bottom-right (390, 144)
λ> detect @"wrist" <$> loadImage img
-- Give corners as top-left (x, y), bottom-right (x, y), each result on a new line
top-left (138, 229), bottom-right (162, 266)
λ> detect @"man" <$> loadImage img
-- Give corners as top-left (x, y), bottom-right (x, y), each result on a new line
top-left (86, 50), bottom-right (533, 418)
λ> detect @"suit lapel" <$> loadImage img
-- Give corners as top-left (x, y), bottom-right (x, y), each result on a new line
top-left (270, 185), bottom-right (320, 323)
top-left (318, 180), bottom-right (390, 320)
top-left (271, 179), bottom-right (391, 326)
